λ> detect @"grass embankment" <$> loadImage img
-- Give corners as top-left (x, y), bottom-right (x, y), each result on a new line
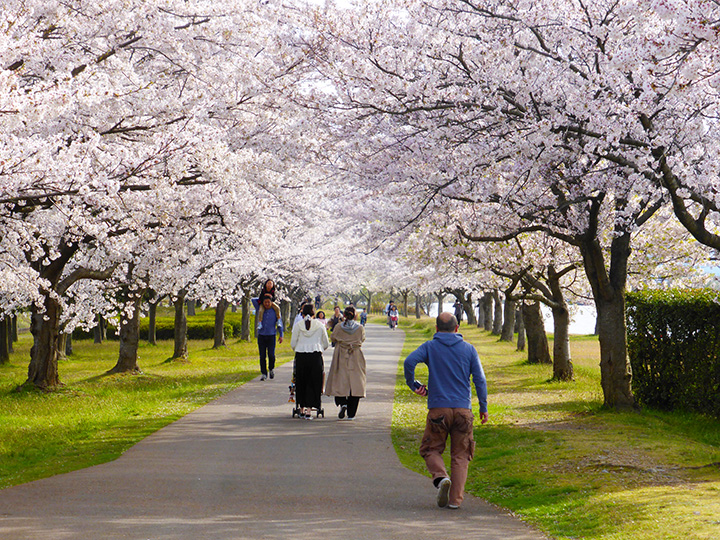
top-left (0, 333), bottom-right (293, 489)
top-left (390, 316), bottom-right (720, 540)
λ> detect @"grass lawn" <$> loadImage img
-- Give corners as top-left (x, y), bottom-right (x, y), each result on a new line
top-left (389, 315), bottom-right (720, 540)
top-left (0, 331), bottom-right (293, 489)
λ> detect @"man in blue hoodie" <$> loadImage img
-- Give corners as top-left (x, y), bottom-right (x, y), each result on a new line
top-left (404, 312), bottom-right (488, 510)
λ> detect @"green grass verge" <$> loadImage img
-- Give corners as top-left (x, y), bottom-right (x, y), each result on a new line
top-left (0, 332), bottom-right (293, 489)
top-left (390, 316), bottom-right (720, 540)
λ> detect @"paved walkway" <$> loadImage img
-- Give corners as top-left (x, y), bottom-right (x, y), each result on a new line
top-left (0, 324), bottom-right (547, 540)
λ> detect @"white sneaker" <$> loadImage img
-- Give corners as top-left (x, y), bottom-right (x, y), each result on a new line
top-left (437, 478), bottom-right (451, 508)
top-left (260, 374), bottom-right (267, 381)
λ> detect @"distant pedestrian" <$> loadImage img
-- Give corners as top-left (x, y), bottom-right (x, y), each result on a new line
top-left (359, 309), bottom-right (367, 326)
top-left (291, 304), bottom-right (330, 420)
top-left (315, 294), bottom-right (322, 310)
top-left (328, 306), bottom-right (344, 332)
top-left (453, 300), bottom-right (464, 323)
top-left (252, 294), bottom-right (284, 381)
top-left (404, 312), bottom-right (488, 510)
top-left (316, 310), bottom-right (327, 327)
top-left (325, 306), bottom-right (366, 420)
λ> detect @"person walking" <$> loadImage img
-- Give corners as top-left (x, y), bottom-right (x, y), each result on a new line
top-left (290, 304), bottom-right (330, 420)
top-left (325, 306), bottom-right (366, 420)
top-left (403, 312), bottom-right (488, 510)
top-left (252, 294), bottom-right (284, 381)
top-left (453, 300), bottom-right (464, 323)
top-left (328, 306), bottom-right (344, 332)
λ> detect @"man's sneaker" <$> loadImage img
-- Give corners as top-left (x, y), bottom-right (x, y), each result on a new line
top-left (260, 374), bottom-right (267, 381)
top-left (338, 404), bottom-right (347, 419)
top-left (448, 504), bottom-right (459, 510)
top-left (437, 477), bottom-right (451, 508)
top-left (269, 370), bottom-right (275, 379)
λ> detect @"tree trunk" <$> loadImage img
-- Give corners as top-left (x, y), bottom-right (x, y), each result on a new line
top-left (6, 316), bottom-right (14, 353)
top-left (580, 233), bottom-right (635, 410)
top-left (476, 300), bottom-right (485, 328)
top-left (482, 292), bottom-right (493, 331)
top-left (415, 291), bottom-right (422, 319)
top-left (56, 332), bottom-right (67, 361)
top-left (281, 299), bottom-right (291, 333)
top-left (93, 314), bottom-right (104, 344)
top-left (26, 296), bottom-right (63, 389)
top-left (435, 292), bottom-right (445, 315)
top-left (596, 295), bottom-right (634, 408)
top-left (11, 315), bottom-right (18, 343)
top-left (492, 290), bottom-right (503, 335)
top-left (109, 288), bottom-right (144, 374)
top-left (523, 301), bottom-right (551, 364)
top-left (462, 294), bottom-right (477, 326)
top-left (0, 318), bottom-right (9, 364)
top-left (401, 291), bottom-right (409, 318)
top-left (213, 298), bottom-right (229, 349)
top-left (516, 307), bottom-right (526, 351)
top-left (500, 296), bottom-right (516, 342)
top-left (148, 298), bottom-right (158, 345)
top-left (551, 303), bottom-right (573, 380)
top-left (65, 332), bottom-right (73, 356)
top-left (186, 298), bottom-right (196, 316)
top-left (172, 291), bottom-right (188, 360)
top-left (241, 290), bottom-right (251, 342)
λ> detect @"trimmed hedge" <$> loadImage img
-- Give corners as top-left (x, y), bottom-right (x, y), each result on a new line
top-left (627, 289), bottom-right (720, 417)
top-left (72, 310), bottom-right (251, 341)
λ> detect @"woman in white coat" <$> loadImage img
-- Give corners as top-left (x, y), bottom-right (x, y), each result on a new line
top-left (290, 304), bottom-right (330, 419)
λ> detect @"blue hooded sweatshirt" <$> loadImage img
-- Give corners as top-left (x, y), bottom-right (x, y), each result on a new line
top-left (404, 332), bottom-right (487, 413)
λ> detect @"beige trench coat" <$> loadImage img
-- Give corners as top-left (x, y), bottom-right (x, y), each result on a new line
top-left (325, 323), bottom-right (366, 398)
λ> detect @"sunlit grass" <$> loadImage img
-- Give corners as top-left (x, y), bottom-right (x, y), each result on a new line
top-left (0, 332), bottom-right (293, 489)
top-left (392, 316), bottom-right (720, 540)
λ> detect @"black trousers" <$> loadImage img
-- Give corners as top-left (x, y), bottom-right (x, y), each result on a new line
top-left (257, 334), bottom-right (276, 375)
top-left (295, 352), bottom-right (324, 409)
top-left (335, 395), bottom-right (361, 418)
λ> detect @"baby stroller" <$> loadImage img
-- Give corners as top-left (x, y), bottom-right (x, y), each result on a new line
top-left (290, 359), bottom-right (325, 419)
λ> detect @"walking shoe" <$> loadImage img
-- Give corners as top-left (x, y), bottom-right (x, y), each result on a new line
top-left (269, 369), bottom-right (275, 379)
top-left (437, 478), bottom-right (451, 508)
top-left (338, 404), bottom-right (347, 419)
top-left (448, 504), bottom-right (459, 510)
top-left (260, 374), bottom-right (267, 381)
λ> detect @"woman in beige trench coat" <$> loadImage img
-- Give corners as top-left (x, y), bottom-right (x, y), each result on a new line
top-left (325, 306), bottom-right (366, 419)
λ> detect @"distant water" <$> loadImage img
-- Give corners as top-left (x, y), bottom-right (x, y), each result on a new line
top-left (429, 302), bottom-right (597, 335)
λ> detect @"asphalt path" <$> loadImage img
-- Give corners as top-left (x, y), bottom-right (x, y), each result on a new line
top-left (0, 324), bottom-right (547, 540)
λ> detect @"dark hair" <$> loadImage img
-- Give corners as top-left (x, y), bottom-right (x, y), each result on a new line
top-left (343, 306), bottom-right (356, 320)
top-left (316, 310), bottom-right (325, 319)
top-left (302, 303), bottom-right (315, 330)
top-left (436, 313), bottom-right (458, 332)
top-left (261, 294), bottom-right (273, 303)
top-left (260, 279), bottom-right (276, 300)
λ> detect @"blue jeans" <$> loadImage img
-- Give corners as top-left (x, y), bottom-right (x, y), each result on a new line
top-left (257, 334), bottom-right (277, 375)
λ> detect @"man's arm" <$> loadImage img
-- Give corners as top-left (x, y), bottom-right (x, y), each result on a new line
top-left (404, 343), bottom-right (428, 395)
top-left (470, 347), bottom-right (489, 424)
